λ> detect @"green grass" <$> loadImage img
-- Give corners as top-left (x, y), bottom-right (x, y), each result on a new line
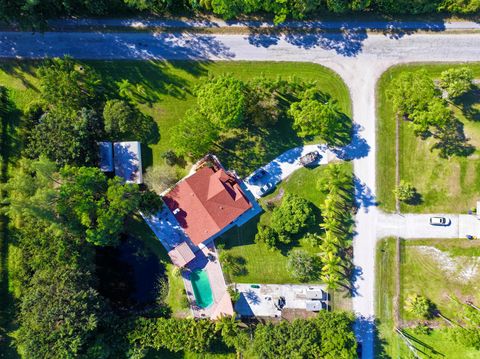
top-left (375, 238), bottom-right (405, 358)
top-left (217, 162), bottom-right (352, 285)
top-left (400, 238), bottom-right (480, 323)
top-left (0, 60), bottom-right (350, 176)
top-left (376, 63), bottom-right (480, 213)
top-left (375, 237), bottom-right (480, 358)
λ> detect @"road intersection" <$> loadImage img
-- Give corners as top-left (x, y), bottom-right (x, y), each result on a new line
top-left (1, 27), bottom-right (479, 358)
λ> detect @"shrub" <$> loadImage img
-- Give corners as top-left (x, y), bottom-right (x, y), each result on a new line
top-left (287, 250), bottom-right (320, 282)
top-left (255, 225), bottom-right (279, 250)
top-left (405, 293), bottom-right (434, 319)
top-left (270, 193), bottom-right (315, 239)
top-left (439, 67), bottom-right (474, 99)
top-left (394, 181), bottom-right (417, 203)
top-left (144, 164), bottom-right (179, 194)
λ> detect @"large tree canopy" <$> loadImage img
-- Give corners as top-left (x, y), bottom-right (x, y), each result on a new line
top-left (58, 166), bottom-right (141, 246)
top-left (271, 193), bottom-right (315, 238)
top-left (196, 75), bottom-right (246, 129)
top-left (103, 99), bottom-right (158, 143)
top-left (170, 110), bottom-right (219, 158)
top-left (37, 57), bottom-right (102, 112)
top-left (289, 88), bottom-right (351, 145)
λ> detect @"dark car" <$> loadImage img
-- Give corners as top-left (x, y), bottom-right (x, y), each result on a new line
top-left (249, 169), bottom-right (268, 184)
top-left (299, 151), bottom-right (322, 167)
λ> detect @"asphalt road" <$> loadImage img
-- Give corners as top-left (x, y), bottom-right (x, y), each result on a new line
top-left (0, 29), bottom-right (479, 358)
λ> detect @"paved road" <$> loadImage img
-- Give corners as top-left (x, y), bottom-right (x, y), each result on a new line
top-left (0, 30), bottom-right (479, 358)
top-left (47, 18), bottom-right (480, 31)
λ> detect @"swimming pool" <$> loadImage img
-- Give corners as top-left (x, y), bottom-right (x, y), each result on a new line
top-left (190, 269), bottom-right (214, 308)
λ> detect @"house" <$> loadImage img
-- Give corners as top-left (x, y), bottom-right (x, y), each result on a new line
top-left (163, 157), bottom-right (253, 248)
top-left (113, 141), bottom-right (143, 184)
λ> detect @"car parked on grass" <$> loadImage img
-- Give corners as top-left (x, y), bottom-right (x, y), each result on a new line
top-left (429, 217), bottom-right (451, 226)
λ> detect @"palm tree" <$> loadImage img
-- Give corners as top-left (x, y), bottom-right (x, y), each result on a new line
top-left (117, 79), bottom-right (134, 100)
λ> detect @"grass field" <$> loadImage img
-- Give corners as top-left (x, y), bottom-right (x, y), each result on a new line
top-left (216, 162), bottom-right (352, 285)
top-left (375, 237), bottom-right (480, 358)
top-left (0, 60), bottom-right (351, 176)
top-left (400, 238), bottom-right (480, 323)
top-left (376, 63), bottom-right (480, 213)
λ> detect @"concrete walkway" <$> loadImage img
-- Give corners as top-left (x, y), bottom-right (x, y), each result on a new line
top-left (1, 29), bottom-right (479, 358)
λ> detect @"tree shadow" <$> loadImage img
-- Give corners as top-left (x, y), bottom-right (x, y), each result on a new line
top-left (0, 60), bottom-right (40, 92)
top-left (431, 118), bottom-right (475, 158)
top-left (454, 85), bottom-right (480, 122)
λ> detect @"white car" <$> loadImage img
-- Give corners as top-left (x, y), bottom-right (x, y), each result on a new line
top-left (429, 217), bottom-right (451, 226)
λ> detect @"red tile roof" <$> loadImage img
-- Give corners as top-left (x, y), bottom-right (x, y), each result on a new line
top-left (163, 166), bottom-right (252, 246)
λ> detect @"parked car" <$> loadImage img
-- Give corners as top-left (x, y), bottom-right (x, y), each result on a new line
top-left (256, 182), bottom-right (273, 197)
top-left (299, 151), bottom-right (322, 167)
top-left (429, 217), bottom-right (451, 226)
top-left (249, 169), bottom-right (268, 184)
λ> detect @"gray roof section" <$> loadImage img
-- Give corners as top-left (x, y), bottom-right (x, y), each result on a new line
top-left (113, 141), bottom-right (143, 184)
top-left (98, 141), bottom-right (113, 172)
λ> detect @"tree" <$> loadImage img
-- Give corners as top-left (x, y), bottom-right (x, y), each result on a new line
top-left (289, 88), bottom-right (351, 145)
top-left (255, 224), bottom-right (279, 250)
top-left (170, 110), bottom-right (218, 158)
top-left (26, 107), bottom-right (101, 166)
top-left (246, 79), bottom-right (281, 127)
top-left (404, 293), bottom-right (434, 318)
top-left (103, 99), bottom-right (158, 143)
top-left (218, 251), bottom-right (247, 279)
top-left (15, 268), bottom-right (101, 359)
top-left (58, 166), bottom-right (141, 246)
top-left (144, 164), bottom-right (179, 194)
top-left (287, 249), bottom-right (320, 282)
top-left (252, 312), bottom-right (357, 358)
top-left (388, 70), bottom-right (436, 117)
top-left (410, 97), bottom-right (452, 136)
top-left (270, 193), bottom-right (315, 239)
top-left (393, 181), bottom-right (417, 203)
top-left (439, 67), bottom-right (474, 99)
top-left (196, 75), bottom-right (246, 129)
top-left (37, 56), bottom-right (101, 112)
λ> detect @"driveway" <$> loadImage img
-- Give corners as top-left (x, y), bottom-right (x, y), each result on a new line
top-left (1, 28), bottom-right (479, 358)
top-left (378, 213), bottom-right (480, 239)
top-left (244, 144), bottom-right (336, 199)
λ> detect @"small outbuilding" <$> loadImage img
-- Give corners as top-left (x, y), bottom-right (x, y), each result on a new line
top-left (168, 241), bottom-right (195, 268)
top-left (113, 141), bottom-right (143, 184)
top-left (98, 141), bottom-right (113, 172)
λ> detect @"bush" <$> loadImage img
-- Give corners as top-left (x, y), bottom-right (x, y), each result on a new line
top-left (287, 250), bottom-right (320, 282)
top-left (271, 193), bottom-right (315, 240)
top-left (255, 225), bottom-right (279, 250)
top-left (394, 181), bottom-right (418, 203)
top-left (439, 67), bottom-right (474, 99)
top-left (144, 164), bottom-right (179, 195)
top-left (404, 293), bottom-right (434, 319)
top-left (162, 150), bottom-right (178, 166)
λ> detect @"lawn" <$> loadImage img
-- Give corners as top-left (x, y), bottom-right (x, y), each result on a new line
top-left (0, 60), bottom-right (351, 177)
top-left (216, 162), bottom-right (352, 285)
top-left (376, 63), bottom-right (480, 213)
top-left (375, 237), bottom-right (480, 358)
top-left (400, 238), bottom-right (480, 323)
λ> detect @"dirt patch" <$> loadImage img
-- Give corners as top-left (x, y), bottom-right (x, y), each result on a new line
top-left (415, 245), bottom-right (480, 283)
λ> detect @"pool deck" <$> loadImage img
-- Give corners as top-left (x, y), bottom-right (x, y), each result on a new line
top-left (182, 242), bottom-right (233, 319)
